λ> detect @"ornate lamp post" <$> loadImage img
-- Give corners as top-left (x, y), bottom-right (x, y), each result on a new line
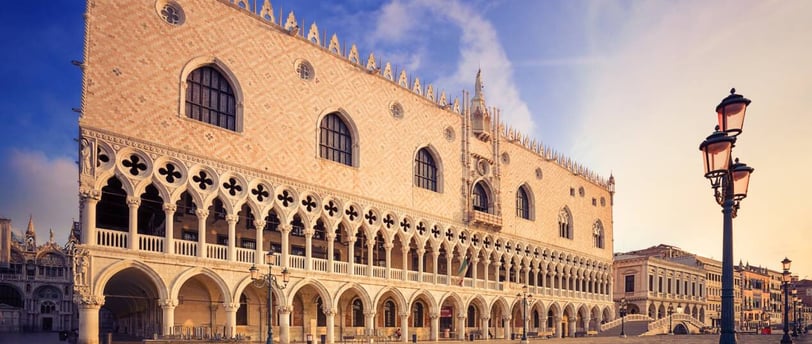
top-left (249, 249), bottom-right (290, 344)
top-left (781, 258), bottom-right (792, 344)
top-left (619, 297), bottom-right (628, 338)
top-left (699, 88), bottom-right (754, 344)
top-left (516, 285), bottom-right (533, 344)
top-left (668, 304), bottom-right (674, 335)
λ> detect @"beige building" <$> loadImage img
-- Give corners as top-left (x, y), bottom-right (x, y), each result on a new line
top-left (613, 253), bottom-right (707, 327)
top-left (72, 1), bottom-right (616, 344)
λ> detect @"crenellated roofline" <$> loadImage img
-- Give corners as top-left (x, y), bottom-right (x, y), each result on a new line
top-left (216, 0), bottom-right (614, 191)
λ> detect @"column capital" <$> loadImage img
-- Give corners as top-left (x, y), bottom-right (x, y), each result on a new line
top-left (399, 312), bottom-right (410, 318)
top-left (364, 311), bottom-right (376, 317)
top-left (195, 209), bottom-right (210, 218)
top-left (279, 224), bottom-right (293, 233)
top-left (73, 289), bottom-right (105, 308)
top-left (158, 298), bottom-right (178, 309)
top-left (480, 316), bottom-right (490, 321)
top-left (254, 219), bottom-right (267, 230)
top-left (79, 188), bottom-right (101, 201)
top-left (384, 243), bottom-right (393, 250)
top-left (502, 315), bottom-right (512, 321)
top-left (417, 248), bottom-right (426, 255)
top-left (429, 313), bottom-right (439, 319)
top-left (126, 196), bottom-right (141, 207)
top-left (225, 214), bottom-right (239, 223)
top-left (278, 305), bottom-right (292, 314)
top-left (222, 302), bottom-right (240, 312)
top-left (163, 203), bottom-right (177, 212)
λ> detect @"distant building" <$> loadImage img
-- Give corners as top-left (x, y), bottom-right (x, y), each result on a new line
top-left (0, 217), bottom-right (76, 332)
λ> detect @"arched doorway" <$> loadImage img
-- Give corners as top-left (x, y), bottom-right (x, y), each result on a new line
top-left (102, 267), bottom-right (163, 340)
top-left (674, 323), bottom-right (688, 335)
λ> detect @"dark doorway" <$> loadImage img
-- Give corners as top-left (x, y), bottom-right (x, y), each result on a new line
top-left (42, 317), bottom-right (53, 331)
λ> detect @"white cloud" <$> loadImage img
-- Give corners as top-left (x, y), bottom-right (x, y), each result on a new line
top-left (369, 0), bottom-right (535, 134)
top-left (0, 149), bottom-right (77, 245)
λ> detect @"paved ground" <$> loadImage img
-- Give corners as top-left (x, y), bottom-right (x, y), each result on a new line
top-left (2, 332), bottom-right (811, 344)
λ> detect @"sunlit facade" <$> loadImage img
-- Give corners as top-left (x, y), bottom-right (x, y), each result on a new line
top-left (72, 1), bottom-right (616, 344)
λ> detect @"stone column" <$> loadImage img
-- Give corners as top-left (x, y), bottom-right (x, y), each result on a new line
top-left (279, 306), bottom-right (291, 344)
top-left (431, 250), bottom-right (439, 284)
top-left (224, 302), bottom-right (238, 338)
top-left (347, 237), bottom-right (356, 274)
top-left (364, 311), bottom-right (376, 336)
top-left (384, 243), bottom-right (393, 278)
top-left (555, 316), bottom-right (562, 338)
top-left (160, 298), bottom-right (177, 337)
top-left (481, 316), bottom-right (490, 340)
top-left (456, 313), bottom-right (466, 340)
top-left (226, 214), bottom-right (237, 261)
top-left (163, 203), bottom-right (176, 254)
top-left (279, 224), bottom-right (291, 268)
top-left (430, 312), bottom-right (439, 341)
top-left (305, 227), bottom-right (314, 270)
top-left (366, 238), bottom-right (375, 277)
top-left (401, 246), bottom-right (409, 281)
top-left (326, 234), bottom-right (336, 274)
top-left (400, 312), bottom-right (409, 342)
top-left (503, 316), bottom-right (512, 339)
top-left (196, 209), bottom-right (209, 258)
top-left (80, 190), bottom-right (100, 245)
top-left (569, 319), bottom-right (577, 338)
top-left (523, 267), bottom-right (530, 286)
top-left (126, 197), bottom-right (140, 250)
top-left (75, 293), bottom-right (104, 344)
top-left (445, 253), bottom-right (452, 285)
top-left (483, 258), bottom-right (490, 286)
top-left (471, 258), bottom-right (480, 287)
top-left (254, 219), bottom-right (266, 264)
top-left (417, 248), bottom-right (425, 282)
top-left (325, 309), bottom-right (336, 344)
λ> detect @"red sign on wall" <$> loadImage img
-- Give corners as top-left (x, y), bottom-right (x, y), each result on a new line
top-left (441, 307), bottom-right (452, 318)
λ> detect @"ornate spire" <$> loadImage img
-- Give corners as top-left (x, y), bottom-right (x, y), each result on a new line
top-left (49, 229), bottom-right (55, 244)
top-left (26, 215), bottom-right (35, 236)
top-left (471, 69), bottom-right (486, 115)
top-left (25, 215), bottom-right (36, 250)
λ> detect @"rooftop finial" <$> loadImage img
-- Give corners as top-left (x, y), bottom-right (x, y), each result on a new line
top-left (730, 88), bottom-right (736, 95)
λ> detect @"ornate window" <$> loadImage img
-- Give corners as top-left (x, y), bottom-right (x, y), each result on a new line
top-left (413, 301), bottom-right (425, 327)
top-left (516, 186), bottom-right (531, 220)
top-left (185, 66), bottom-right (237, 130)
top-left (384, 300), bottom-right (396, 327)
top-left (415, 148), bottom-right (438, 191)
top-left (472, 182), bottom-right (490, 213)
top-left (158, 2), bottom-right (185, 25)
top-left (296, 60), bottom-right (314, 80)
top-left (593, 220), bottom-right (604, 248)
top-left (319, 113), bottom-right (353, 166)
top-left (558, 207), bottom-right (572, 239)
top-left (352, 298), bottom-right (365, 327)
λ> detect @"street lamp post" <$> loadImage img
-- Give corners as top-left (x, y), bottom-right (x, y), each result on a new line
top-left (699, 88), bottom-right (755, 344)
top-left (781, 258), bottom-right (793, 344)
top-left (517, 285), bottom-right (533, 344)
top-left (249, 249), bottom-right (290, 344)
top-left (668, 304), bottom-right (674, 335)
top-left (619, 297), bottom-right (628, 338)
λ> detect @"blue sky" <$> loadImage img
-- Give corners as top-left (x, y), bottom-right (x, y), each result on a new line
top-left (1, 0), bottom-right (810, 279)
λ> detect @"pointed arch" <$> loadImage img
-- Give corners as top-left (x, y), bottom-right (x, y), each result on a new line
top-left (516, 183), bottom-right (534, 220)
top-left (414, 145), bottom-right (443, 192)
top-left (472, 180), bottom-right (494, 214)
top-left (558, 206), bottom-right (573, 239)
top-left (179, 56), bottom-right (243, 131)
top-left (317, 108), bottom-right (359, 167)
top-left (592, 219), bottom-right (605, 248)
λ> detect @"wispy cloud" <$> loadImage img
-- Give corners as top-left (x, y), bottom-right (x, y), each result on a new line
top-left (0, 149), bottom-right (77, 243)
top-left (368, 0), bottom-right (535, 133)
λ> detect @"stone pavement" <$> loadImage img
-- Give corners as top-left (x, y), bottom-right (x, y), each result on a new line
top-left (2, 332), bottom-right (811, 344)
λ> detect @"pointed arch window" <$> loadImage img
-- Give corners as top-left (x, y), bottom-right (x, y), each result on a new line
top-left (593, 220), bottom-right (604, 248)
top-left (558, 207), bottom-right (573, 239)
top-left (319, 113), bottom-right (353, 166)
top-left (415, 148), bottom-right (438, 191)
top-left (185, 66), bottom-right (236, 130)
top-left (352, 298), bottom-right (365, 327)
top-left (384, 299), bottom-right (396, 327)
top-left (516, 186), bottom-right (530, 220)
top-left (473, 182), bottom-right (490, 213)
top-left (413, 301), bottom-right (425, 327)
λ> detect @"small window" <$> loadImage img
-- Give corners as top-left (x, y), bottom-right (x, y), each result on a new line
top-left (390, 102), bottom-right (404, 119)
top-left (296, 60), bottom-right (314, 80)
top-left (569, 188), bottom-right (575, 196)
top-left (625, 275), bottom-right (635, 293)
top-left (157, 1), bottom-right (185, 26)
top-left (579, 186), bottom-right (585, 197)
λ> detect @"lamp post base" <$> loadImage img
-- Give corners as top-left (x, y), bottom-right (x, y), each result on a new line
top-left (780, 333), bottom-right (793, 344)
top-left (520, 339), bottom-right (529, 344)
top-left (620, 334), bottom-right (627, 338)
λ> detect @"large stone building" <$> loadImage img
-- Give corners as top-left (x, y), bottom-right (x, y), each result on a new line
top-left (72, 1), bottom-right (616, 344)
top-left (0, 217), bottom-right (76, 333)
